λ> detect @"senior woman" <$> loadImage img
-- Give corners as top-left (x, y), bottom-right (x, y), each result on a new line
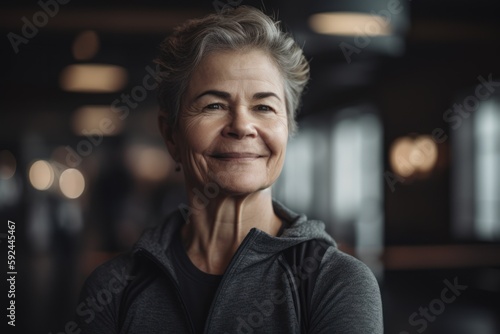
top-left (76, 6), bottom-right (383, 334)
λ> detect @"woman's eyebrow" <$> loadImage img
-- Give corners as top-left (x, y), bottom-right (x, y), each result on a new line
top-left (193, 90), bottom-right (282, 102)
top-left (194, 90), bottom-right (231, 101)
top-left (253, 92), bottom-right (281, 102)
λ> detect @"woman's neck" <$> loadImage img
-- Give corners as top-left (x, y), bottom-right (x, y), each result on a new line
top-left (180, 188), bottom-right (281, 275)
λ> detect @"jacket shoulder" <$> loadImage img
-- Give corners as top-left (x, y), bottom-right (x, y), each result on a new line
top-left (310, 247), bottom-right (383, 333)
top-left (74, 253), bottom-right (135, 334)
top-left (82, 253), bottom-right (135, 296)
top-left (319, 247), bottom-right (378, 285)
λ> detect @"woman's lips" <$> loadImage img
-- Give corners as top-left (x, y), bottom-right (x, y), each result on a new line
top-left (210, 152), bottom-right (263, 160)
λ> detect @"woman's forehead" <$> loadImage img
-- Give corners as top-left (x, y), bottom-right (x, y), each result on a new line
top-left (186, 49), bottom-right (284, 97)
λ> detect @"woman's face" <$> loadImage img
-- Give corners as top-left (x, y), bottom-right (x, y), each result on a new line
top-left (165, 49), bottom-right (288, 196)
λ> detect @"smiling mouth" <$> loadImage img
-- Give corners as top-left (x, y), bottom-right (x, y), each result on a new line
top-left (210, 152), bottom-right (263, 161)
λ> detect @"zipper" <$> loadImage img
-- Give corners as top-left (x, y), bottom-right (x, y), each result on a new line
top-left (135, 248), bottom-right (196, 334)
top-left (202, 228), bottom-right (258, 334)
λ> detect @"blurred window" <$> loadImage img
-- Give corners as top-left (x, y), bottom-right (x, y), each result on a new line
top-left (452, 99), bottom-right (500, 240)
top-left (274, 105), bottom-right (383, 273)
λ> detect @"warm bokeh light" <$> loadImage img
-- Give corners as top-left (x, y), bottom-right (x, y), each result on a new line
top-left (29, 160), bottom-right (54, 190)
top-left (72, 105), bottom-right (124, 136)
top-left (390, 137), bottom-right (416, 177)
top-left (412, 135), bottom-right (438, 172)
top-left (309, 12), bottom-right (392, 36)
top-left (390, 135), bottom-right (439, 178)
top-left (72, 30), bottom-right (100, 61)
top-left (59, 64), bottom-right (127, 93)
top-left (59, 168), bottom-right (85, 199)
top-left (0, 150), bottom-right (17, 180)
top-left (126, 145), bottom-right (172, 181)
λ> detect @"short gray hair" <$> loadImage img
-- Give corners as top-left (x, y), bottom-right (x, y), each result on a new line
top-left (155, 6), bottom-right (310, 135)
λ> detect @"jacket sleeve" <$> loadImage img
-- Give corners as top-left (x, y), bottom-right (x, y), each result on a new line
top-left (74, 255), bottom-right (131, 334)
top-left (308, 247), bottom-right (383, 334)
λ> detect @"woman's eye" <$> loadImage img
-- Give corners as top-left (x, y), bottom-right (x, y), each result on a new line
top-left (256, 105), bottom-right (273, 112)
top-left (205, 103), bottom-right (224, 110)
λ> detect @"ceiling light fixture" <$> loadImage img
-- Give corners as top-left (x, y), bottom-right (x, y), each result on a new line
top-left (60, 64), bottom-right (127, 93)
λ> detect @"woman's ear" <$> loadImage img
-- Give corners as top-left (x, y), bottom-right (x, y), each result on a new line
top-left (158, 113), bottom-right (179, 162)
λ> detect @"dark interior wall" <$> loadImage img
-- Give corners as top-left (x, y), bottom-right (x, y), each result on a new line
top-left (1, 1), bottom-right (500, 333)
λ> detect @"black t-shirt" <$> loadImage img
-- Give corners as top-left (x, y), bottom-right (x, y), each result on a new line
top-left (171, 230), bottom-right (223, 333)
top-left (171, 221), bottom-right (286, 333)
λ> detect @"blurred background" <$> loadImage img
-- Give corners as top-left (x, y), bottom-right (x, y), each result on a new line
top-left (1, 0), bottom-right (500, 333)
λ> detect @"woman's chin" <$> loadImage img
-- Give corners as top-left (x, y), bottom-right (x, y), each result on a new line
top-left (212, 175), bottom-right (271, 197)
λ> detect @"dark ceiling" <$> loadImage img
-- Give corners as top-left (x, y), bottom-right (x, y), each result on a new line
top-left (1, 0), bottom-right (500, 143)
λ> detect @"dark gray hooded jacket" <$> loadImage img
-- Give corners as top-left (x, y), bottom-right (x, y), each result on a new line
top-left (75, 201), bottom-right (383, 333)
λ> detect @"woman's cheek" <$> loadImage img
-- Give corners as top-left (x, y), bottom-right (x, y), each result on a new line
top-left (180, 117), bottom-right (209, 149)
top-left (268, 117), bottom-right (288, 147)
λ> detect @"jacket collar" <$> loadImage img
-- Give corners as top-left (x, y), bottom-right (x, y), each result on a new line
top-left (132, 200), bottom-right (337, 273)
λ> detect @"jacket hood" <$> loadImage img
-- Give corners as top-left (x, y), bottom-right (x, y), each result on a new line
top-left (132, 200), bottom-right (337, 274)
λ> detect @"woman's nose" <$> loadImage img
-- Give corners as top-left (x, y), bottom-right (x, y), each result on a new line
top-left (221, 108), bottom-right (258, 139)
